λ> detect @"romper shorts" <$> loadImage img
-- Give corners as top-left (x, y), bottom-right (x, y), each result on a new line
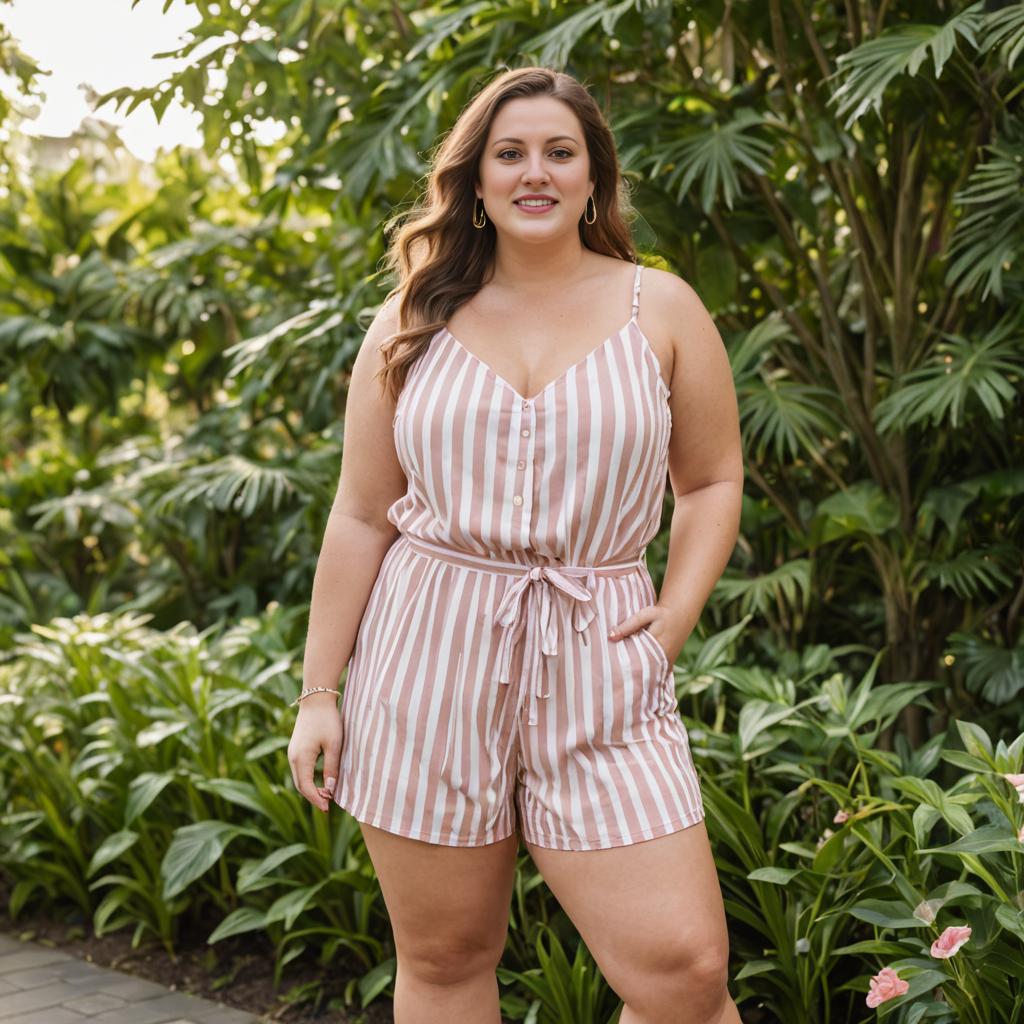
top-left (332, 532), bottom-right (706, 851)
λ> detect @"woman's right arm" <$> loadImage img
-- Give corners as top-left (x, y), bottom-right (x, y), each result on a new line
top-left (287, 297), bottom-right (408, 812)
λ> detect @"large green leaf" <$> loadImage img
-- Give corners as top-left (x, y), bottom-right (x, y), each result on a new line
top-left (161, 820), bottom-right (259, 899)
top-left (829, 3), bottom-right (986, 127)
top-left (848, 898), bottom-right (924, 929)
top-left (814, 481), bottom-right (899, 541)
top-left (920, 824), bottom-right (1024, 855)
top-left (655, 107), bottom-right (775, 211)
top-left (874, 320), bottom-right (1024, 432)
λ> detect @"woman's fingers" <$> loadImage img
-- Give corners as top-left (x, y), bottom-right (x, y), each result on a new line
top-left (288, 741), bottom-right (330, 811)
top-left (608, 606), bottom-right (659, 639)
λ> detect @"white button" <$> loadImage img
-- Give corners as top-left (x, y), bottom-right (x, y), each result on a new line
top-left (512, 495), bottom-right (523, 506)
top-left (521, 428), bottom-right (530, 437)
top-left (522, 399), bottom-right (529, 408)
top-left (517, 460), bottom-right (525, 469)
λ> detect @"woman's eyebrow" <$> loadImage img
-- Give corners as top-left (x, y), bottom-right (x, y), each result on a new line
top-left (491, 135), bottom-right (578, 146)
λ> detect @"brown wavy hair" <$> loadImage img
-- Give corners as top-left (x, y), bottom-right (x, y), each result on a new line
top-left (374, 65), bottom-right (639, 404)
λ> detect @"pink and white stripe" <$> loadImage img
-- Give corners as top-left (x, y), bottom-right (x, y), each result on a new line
top-left (333, 262), bottom-right (705, 850)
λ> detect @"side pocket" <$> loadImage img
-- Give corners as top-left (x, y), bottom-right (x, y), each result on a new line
top-left (638, 624), bottom-right (670, 674)
top-left (637, 626), bottom-right (677, 718)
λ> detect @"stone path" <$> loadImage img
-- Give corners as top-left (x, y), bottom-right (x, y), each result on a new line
top-left (0, 933), bottom-right (259, 1024)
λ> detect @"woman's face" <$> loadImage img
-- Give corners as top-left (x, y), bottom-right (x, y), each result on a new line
top-left (475, 95), bottom-right (593, 242)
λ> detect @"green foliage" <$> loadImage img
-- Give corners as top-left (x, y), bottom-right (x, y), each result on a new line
top-left (497, 923), bottom-right (621, 1024)
top-left (0, 610), bottom-right (390, 1004)
top-left (5, 612), bottom-right (1022, 1020)
top-left (828, 3), bottom-right (987, 127)
top-left (676, 629), bottom-right (1024, 1024)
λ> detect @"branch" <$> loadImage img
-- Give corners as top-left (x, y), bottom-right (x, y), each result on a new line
top-left (743, 460), bottom-right (805, 536)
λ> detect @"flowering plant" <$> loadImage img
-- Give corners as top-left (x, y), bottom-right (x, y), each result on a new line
top-left (689, 638), bottom-right (1024, 1024)
top-left (839, 721), bottom-right (1024, 1022)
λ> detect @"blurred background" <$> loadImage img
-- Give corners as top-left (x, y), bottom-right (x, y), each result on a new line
top-left (1, 2), bottom-right (1022, 1022)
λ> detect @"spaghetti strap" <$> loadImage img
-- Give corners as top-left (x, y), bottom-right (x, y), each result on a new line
top-left (631, 262), bottom-right (642, 318)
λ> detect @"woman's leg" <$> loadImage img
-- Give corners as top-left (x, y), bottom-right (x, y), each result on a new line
top-left (359, 821), bottom-right (519, 1024)
top-left (524, 818), bottom-right (742, 1024)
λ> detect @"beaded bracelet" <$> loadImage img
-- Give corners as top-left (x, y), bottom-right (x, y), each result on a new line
top-left (290, 686), bottom-right (340, 707)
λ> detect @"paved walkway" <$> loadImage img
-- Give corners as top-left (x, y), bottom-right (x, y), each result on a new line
top-left (0, 932), bottom-right (259, 1024)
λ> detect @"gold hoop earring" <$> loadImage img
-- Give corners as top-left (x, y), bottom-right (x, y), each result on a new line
top-left (584, 194), bottom-right (596, 225)
top-left (472, 197), bottom-right (487, 229)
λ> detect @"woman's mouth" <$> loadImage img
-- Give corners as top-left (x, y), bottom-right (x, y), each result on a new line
top-left (514, 199), bottom-right (558, 214)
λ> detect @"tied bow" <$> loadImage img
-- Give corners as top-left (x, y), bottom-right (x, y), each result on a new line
top-left (492, 564), bottom-right (598, 725)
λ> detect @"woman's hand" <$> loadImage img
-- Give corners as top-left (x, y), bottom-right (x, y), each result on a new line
top-left (607, 603), bottom-right (687, 666)
top-left (287, 691), bottom-right (343, 814)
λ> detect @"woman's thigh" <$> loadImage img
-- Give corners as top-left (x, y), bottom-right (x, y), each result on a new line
top-left (524, 818), bottom-right (729, 984)
top-left (359, 821), bottom-right (520, 974)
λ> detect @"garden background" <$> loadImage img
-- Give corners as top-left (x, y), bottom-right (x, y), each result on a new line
top-left (2, 1), bottom-right (1023, 1021)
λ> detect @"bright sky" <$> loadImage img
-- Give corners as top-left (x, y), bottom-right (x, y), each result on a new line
top-left (1, 0), bottom-right (204, 160)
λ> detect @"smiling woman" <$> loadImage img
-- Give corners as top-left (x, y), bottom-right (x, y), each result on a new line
top-left (290, 65), bottom-right (744, 1024)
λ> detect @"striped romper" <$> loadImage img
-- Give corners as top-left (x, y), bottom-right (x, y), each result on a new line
top-left (333, 261), bottom-right (705, 851)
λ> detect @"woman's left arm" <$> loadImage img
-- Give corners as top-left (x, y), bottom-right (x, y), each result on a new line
top-left (609, 273), bottom-right (744, 663)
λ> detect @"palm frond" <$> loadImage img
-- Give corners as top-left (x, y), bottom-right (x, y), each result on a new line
top-left (653, 108), bottom-right (775, 212)
top-left (945, 630), bottom-right (1024, 705)
top-left (740, 373), bottom-right (844, 462)
top-left (925, 545), bottom-right (1016, 600)
top-left (713, 559), bottom-right (813, 620)
top-left (946, 139), bottom-right (1024, 301)
top-left (152, 456), bottom-right (316, 517)
top-left (403, 3), bottom-right (491, 62)
top-left (873, 317), bottom-right (1024, 433)
top-left (27, 489), bottom-right (138, 533)
top-left (223, 302), bottom-right (344, 379)
top-left (526, 0), bottom-right (637, 69)
top-left (828, 2), bottom-right (986, 128)
top-left (729, 314), bottom-right (795, 378)
top-left (979, 2), bottom-right (1024, 67)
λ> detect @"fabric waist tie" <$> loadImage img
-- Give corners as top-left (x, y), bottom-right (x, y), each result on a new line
top-left (403, 534), bottom-right (645, 726)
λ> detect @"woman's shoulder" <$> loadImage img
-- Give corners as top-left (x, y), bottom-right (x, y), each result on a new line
top-left (637, 263), bottom-right (701, 307)
top-left (366, 289), bottom-right (405, 341)
top-left (634, 264), bottom-right (720, 392)
top-left (639, 266), bottom-right (712, 338)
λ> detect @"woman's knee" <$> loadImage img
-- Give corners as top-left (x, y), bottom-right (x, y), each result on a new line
top-left (613, 937), bottom-right (731, 1017)
top-left (398, 929), bottom-right (507, 986)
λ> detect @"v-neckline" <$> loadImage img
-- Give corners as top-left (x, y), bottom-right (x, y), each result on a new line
top-left (443, 315), bottom-right (639, 405)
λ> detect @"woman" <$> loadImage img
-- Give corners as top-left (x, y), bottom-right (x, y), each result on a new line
top-left (288, 66), bottom-right (744, 1024)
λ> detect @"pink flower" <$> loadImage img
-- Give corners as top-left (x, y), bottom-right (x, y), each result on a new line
top-left (866, 966), bottom-right (909, 1008)
top-left (930, 925), bottom-right (972, 959)
top-left (833, 808), bottom-right (850, 824)
top-left (1018, 824), bottom-right (1024, 844)
top-left (1004, 773), bottom-right (1024, 803)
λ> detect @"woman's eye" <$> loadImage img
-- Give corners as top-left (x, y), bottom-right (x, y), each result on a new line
top-left (497, 148), bottom-right (572, 160)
